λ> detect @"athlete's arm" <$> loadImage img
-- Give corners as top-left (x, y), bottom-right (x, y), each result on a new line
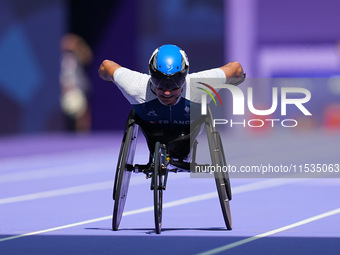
top-left (98, 60), bottom-right (122, 82)
top-left (219, 61), bottom-right (245, 85)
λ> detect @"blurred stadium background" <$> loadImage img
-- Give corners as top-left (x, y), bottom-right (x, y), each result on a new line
top-left (0, 0), bottom-right (340, 135)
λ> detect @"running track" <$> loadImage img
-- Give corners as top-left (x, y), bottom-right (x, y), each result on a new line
top-left (0, 130), bottom-right (339, 255)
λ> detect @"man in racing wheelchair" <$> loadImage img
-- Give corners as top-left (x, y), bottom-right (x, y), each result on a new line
top-left (98, 44), bottom-right (245, 233)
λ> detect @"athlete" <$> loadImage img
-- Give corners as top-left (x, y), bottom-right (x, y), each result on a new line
top-left (98, 44), bottom-right (245, 157)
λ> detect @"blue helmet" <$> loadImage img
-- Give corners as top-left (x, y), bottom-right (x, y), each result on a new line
top-left (149, 44), bottom-right (189, 91)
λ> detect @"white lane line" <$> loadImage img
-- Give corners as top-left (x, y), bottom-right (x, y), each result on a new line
top-left (0, 175), bottom-right (298, 205)
top-left (0, 160), bottom-right (115, 184)
top-left (0, 174), bottom-right (189, 205)
top-left (0, 178), bottom-right (302, 242)
top-left (196, 207), bottom-right (340, 255)
top-left (0, 215), bottom-right (113, 242)
top-left (0, 181), bottom-right (113, 205)
top-left (0, 149), bottom-right (116, 172)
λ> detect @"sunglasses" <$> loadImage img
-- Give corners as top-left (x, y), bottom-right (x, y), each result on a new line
top-left (150, 76), bottom-right (186, 91)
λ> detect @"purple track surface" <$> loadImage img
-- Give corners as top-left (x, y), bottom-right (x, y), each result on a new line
top-left (0, 131), bottom-right (339, 255)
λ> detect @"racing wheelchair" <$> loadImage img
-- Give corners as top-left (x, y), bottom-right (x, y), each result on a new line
top-left (112, 107), bottom-right (232, 234)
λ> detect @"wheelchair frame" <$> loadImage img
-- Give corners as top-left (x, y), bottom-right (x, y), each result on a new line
top-left (112, 107), bottom-right (232, 234)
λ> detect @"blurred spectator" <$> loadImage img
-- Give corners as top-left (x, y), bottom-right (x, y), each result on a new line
top-left (60, 34), bottom-right (93, 132)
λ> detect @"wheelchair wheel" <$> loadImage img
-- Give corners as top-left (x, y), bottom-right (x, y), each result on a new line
top-left (214, 132), bottom-right (232, 230)
top-left (153, 142), bottom-right (163, 234)
top-left (216, 132), bottom-right (232, 201)
top-left (207, 129), bottom-right (232, 230)
top-left (112, 124), bottom-right (138, 230)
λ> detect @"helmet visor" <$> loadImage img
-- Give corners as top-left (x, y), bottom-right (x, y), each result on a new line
top-left (150, 76), bottom-right (186, 91)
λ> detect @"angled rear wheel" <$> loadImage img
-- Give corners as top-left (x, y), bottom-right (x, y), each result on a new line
top-left (206, 122), bottom-right (232, 230)
top-left (112, 124), bottom-right (138, 230)
top-left (213, 132), bottom-right (232, 230)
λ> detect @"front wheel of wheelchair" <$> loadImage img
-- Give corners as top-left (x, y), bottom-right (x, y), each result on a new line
top-left (112, 124), bottom-right (138, 230)
top-left (212, 132), bottom-right (232, 230)
top-left (153, 142), bottom-right (163, 234)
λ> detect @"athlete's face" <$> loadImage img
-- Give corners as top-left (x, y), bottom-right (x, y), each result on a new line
top-left (154, 86), bottom-right (182, 106)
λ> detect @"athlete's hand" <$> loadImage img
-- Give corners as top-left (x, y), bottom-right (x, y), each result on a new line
top-left (98, 60), bottom-right (121, 82)
top-left (220, 62), bottom-right (245, 85)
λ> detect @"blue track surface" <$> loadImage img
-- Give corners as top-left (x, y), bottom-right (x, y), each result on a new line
top-left (0, 131), bottom-right (339, 255)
